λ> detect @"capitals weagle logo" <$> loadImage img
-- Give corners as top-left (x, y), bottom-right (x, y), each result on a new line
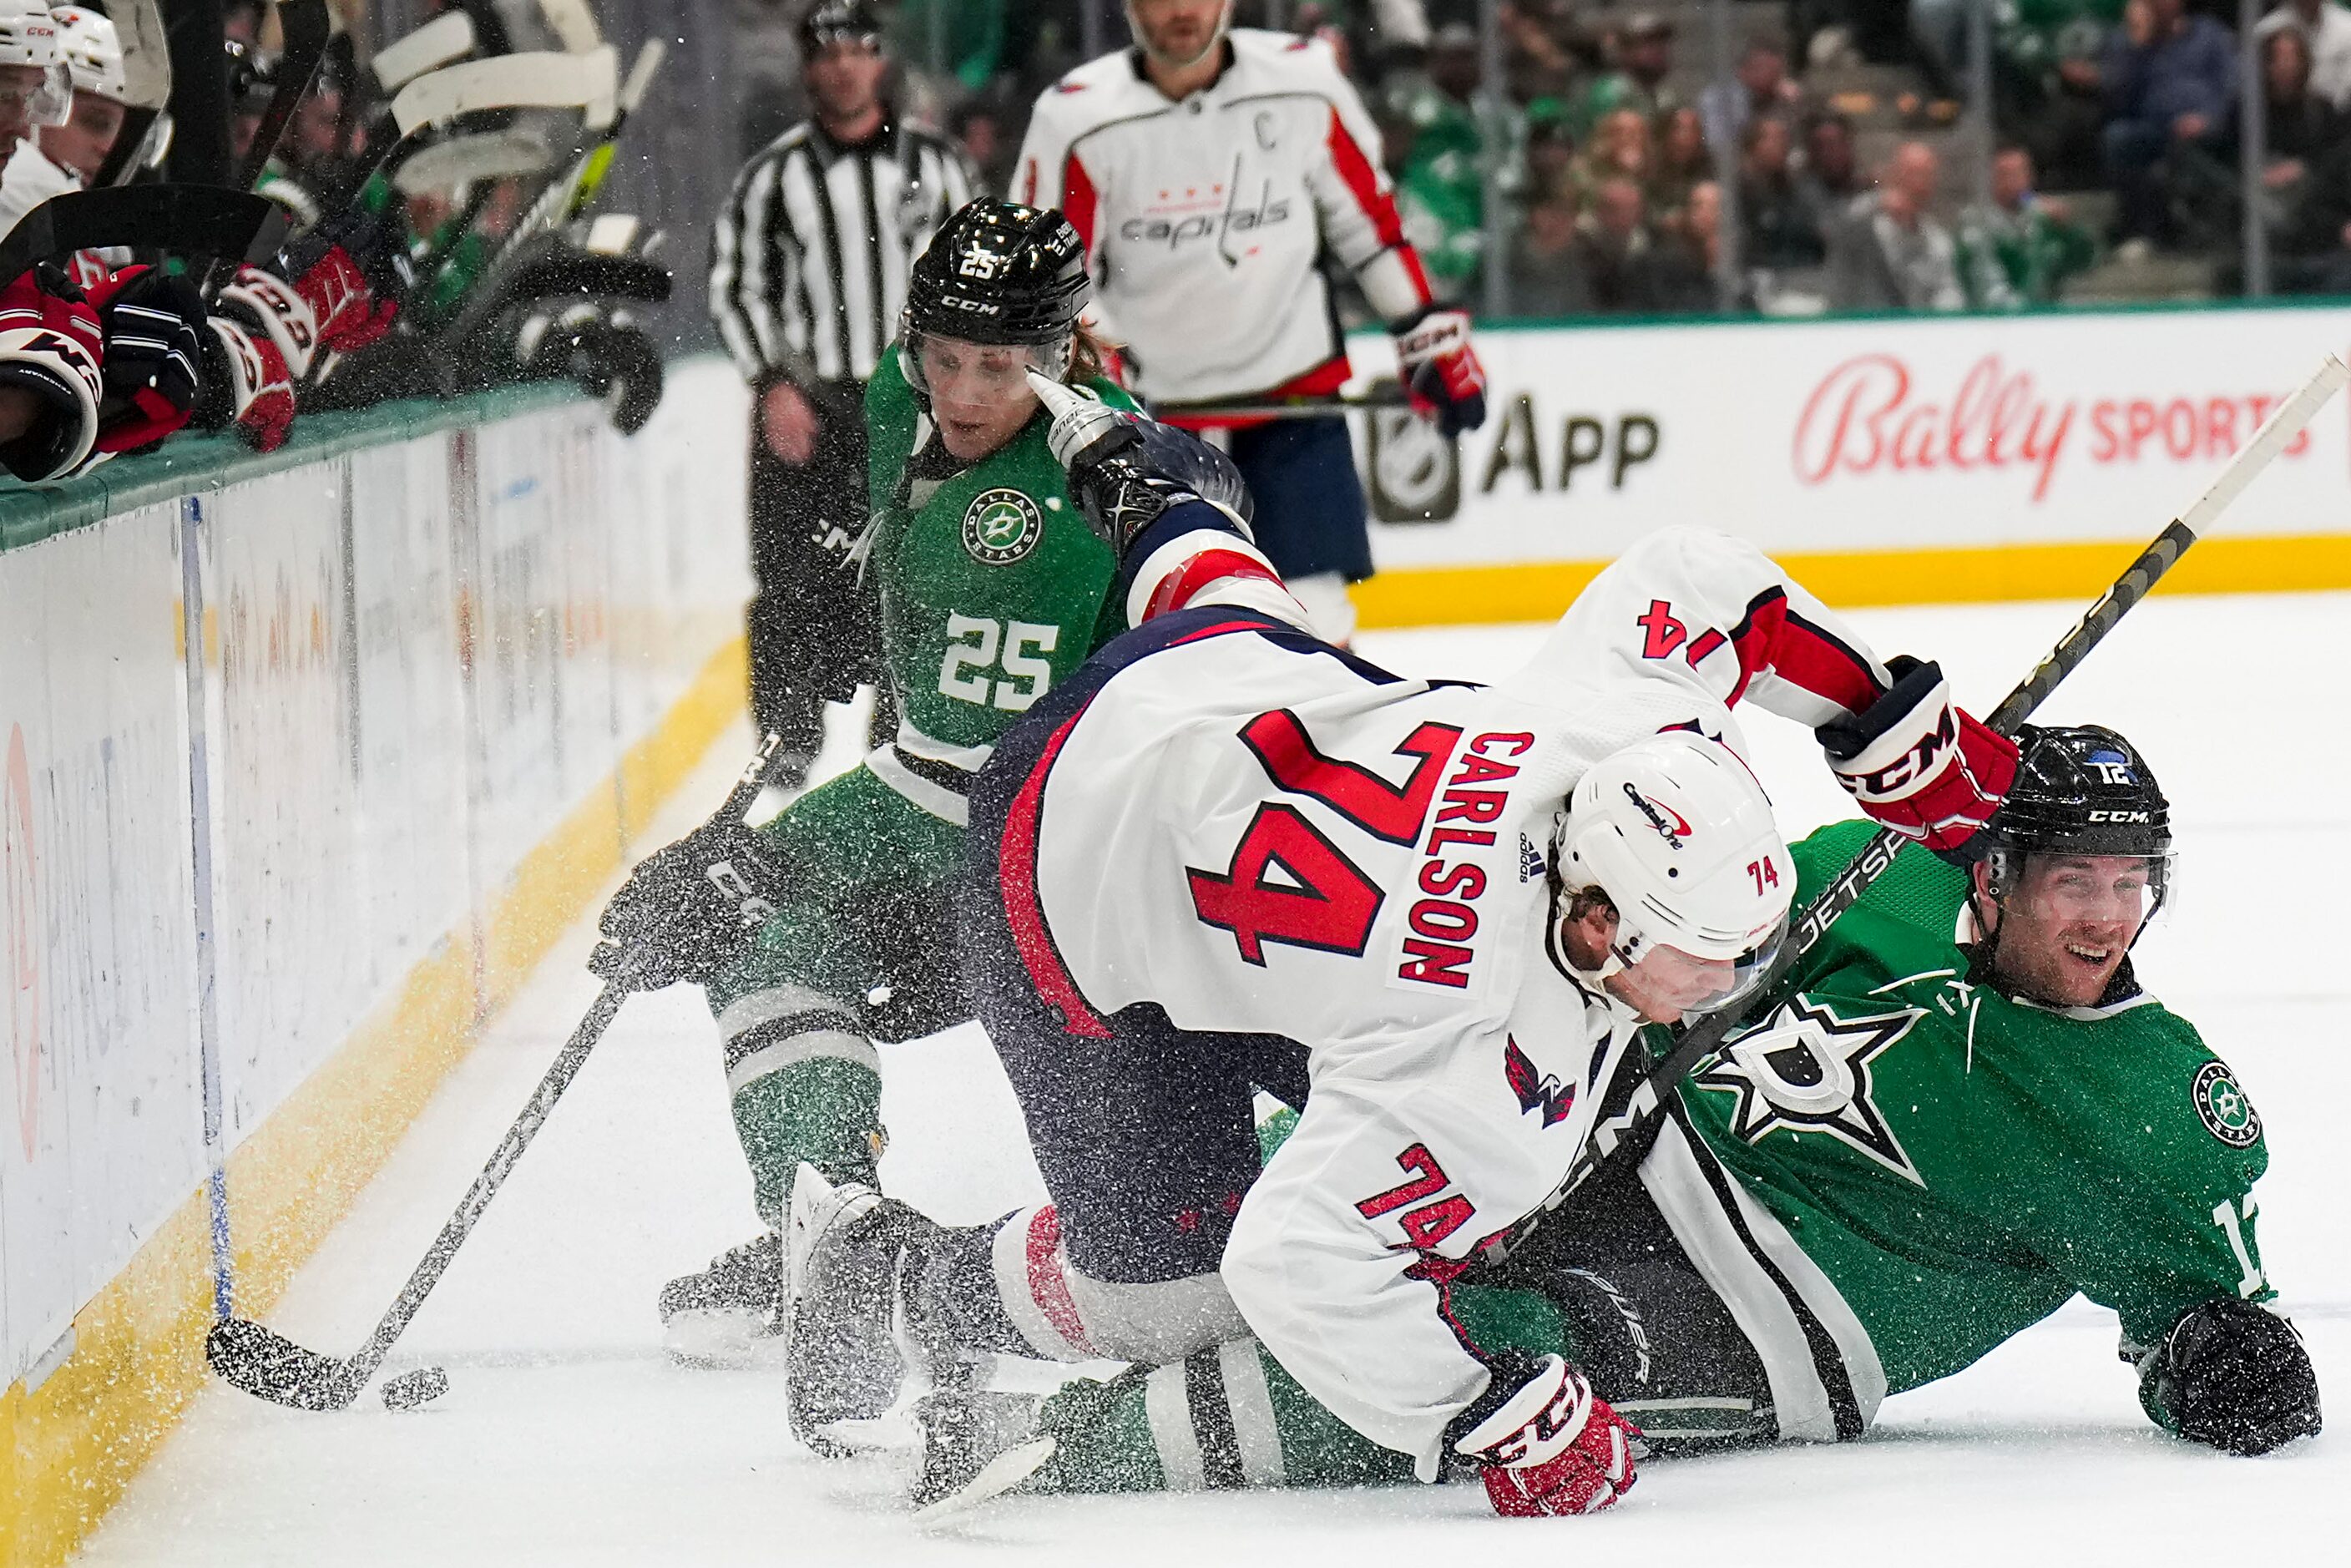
top-left (962, 488), bottom-right (1045, 564)
top-left (1695, 995), bottom-right (1926, 1183)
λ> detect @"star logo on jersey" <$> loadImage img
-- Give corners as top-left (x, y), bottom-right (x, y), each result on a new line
top-left (2192, 1060), bottom-right (2262, 1148)
top-left (962, 488), bottom-right (1044, 565)
top-left (1694, 996), bottom-right (1925, 1185)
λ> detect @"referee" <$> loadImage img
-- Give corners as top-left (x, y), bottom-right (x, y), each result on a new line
top-left (710, 0), bottom-right (974, 788)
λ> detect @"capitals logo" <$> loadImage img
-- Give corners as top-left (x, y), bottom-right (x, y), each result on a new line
top-left (1504, 1036), bottom-right (1575, 1128)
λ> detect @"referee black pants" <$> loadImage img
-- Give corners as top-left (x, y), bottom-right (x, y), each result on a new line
top-left (745, 379), bottom-right (895, 766)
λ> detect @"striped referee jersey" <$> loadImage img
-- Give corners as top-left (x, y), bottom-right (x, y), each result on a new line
top-left (710, 117), bottom-right (975, 387)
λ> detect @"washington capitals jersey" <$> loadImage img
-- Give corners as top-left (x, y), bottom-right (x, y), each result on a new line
top-left (999, 519), bottom-right (1904, 1475)
top-left (1014, 29), bottom-right (1434, 404)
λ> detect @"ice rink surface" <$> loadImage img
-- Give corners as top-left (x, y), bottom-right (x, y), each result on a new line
top-left (76, 593), bottom-right (2349, 1566)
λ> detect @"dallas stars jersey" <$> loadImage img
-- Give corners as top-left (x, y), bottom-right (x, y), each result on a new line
top-left (1683, 818), bottom-right (2273, 1400)
top-left (862, 356), bottom-right (1132, 801)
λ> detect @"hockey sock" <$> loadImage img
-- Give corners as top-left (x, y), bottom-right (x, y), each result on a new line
top-left (730, 1054), bottom-right (882, 1224)
top-left (1025, 1342), bottom-right (1415, 1495)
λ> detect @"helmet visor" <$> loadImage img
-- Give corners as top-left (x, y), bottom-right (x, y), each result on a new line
top-left (1614, 917), bottom-right (1786, 1021)
top-left (901, 327), bottom-right (1069, 409)
top-left (0, 60), bottom-right (73, 128)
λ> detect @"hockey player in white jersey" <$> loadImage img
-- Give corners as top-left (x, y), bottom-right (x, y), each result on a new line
top-left (1014, 0), bottom-right (1487, 641)
top-left (787, 388), bottom-right (2019, 1515)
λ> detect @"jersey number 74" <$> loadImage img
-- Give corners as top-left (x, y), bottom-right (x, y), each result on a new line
top-left (1186, 710), bottom-right (1462, 965)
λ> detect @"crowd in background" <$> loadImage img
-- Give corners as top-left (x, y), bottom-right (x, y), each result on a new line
top-left (714, 0), bottom-right (2351, 319)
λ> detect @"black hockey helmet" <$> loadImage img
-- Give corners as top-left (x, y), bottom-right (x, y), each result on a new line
top-left (799, 1), bottom-right (884, 56)
top-left (1975, 723), bottom-right (2173, 920)
top-left (904, 199), bottom-right (1089, 351)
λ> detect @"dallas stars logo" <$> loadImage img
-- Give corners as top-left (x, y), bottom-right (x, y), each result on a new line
top-left (962, 488), bottom-right (1044, 565)
top-left (1694, 996), bottom-right (1926, 1185)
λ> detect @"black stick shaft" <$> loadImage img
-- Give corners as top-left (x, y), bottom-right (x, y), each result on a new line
top-left (1576, 355), bottom-right (2347, 1187)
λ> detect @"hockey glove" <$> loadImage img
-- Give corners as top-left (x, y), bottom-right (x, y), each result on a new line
top-left (1032, 371), bottom-right (1254, 555)
top-left (0, 263), bottom-right (105, 479)
top-left (1816, 655), bottom-right (2018, 857)
top-left (518, 305), bottom-right (666, 435)
top-left (1393, 307), bottom-right (1487, 438)
top-left (589, 818), bottom-right (791, 991)
top-left (194, 317), bottom-right (297, 453)
top-left (2146, 1296), bottom-right (2321, 1456)
top-left (1452, 1353), bottom-right (1640, 1517)
top-left (86, 267), bottom-right (206, 454)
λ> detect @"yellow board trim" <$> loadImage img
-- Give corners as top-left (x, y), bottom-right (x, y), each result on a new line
top-left (1351, 534), bottom-right (2351, 629)
top-left (0, 636), bottom-right (748, 1568)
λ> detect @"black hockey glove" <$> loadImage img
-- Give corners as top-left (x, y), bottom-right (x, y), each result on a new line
top-left (519, 304), bottom-right (665, 434)
top-left (589, 819), bottom-right (791, 992)
top-left (2144, 1296), bottom-right (2321, 1455)
top-left (1031, 372), bottom-right (1253, 555)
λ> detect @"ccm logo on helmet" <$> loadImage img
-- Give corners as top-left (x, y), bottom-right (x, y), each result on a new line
top-left (1622, 783), bottom-right (1691, 849)
top-left (2086, 809), bottom-right (2152, 823)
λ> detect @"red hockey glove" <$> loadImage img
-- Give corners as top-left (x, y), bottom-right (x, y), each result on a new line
top-left (290, 242), bottom-right (399, 355)
top-left (0, 263), bottom-right (106, 478)
top-left (85, 266), bottom-right (206, 453)
top-left (1454, 1356), bottom-right (1640, 1518)
top-left (195, 316), bottom-right (296, 453)
top-left (1393, 307), bottom-right (1487, 437)
top-left (1817, 655), bottom-right (2019, 855)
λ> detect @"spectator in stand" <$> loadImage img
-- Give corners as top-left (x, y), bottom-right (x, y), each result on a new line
top-left (2256, 0), bottom-right (2351, 110)
top-left (1649, 105), bottom-right (1711, 230)
top-left (1394, 22), bottom-right (1488, 301)
top-left (1575, 12), bottom-right (1681, 135)
top-left (1500, 0), bottom-right (1585, 104)
top-left (1503, 190), bottom-right (1594, 316)
top-left (1740, 113), bottom-right (1828, 267)
top-left (1569, 175), bottom-right (1661, 311)
top-left (2095, 0), bottom-right (2237, 248)
top-left (1519, 99), bottom-right (1579, 204)
top-left (1567, 106), bottom-right (1652, 207)
top-left (1651, 178), bottom-right (1731, 311)
top-left (2173, 27), bottom-right (2349, 254)
top-left (1956, 143), bottom-right (2098, 306)
top-left (1825, 139), bottom-right (1966, 310)
top-left (1699, 36), bottom-right (1805, 153)
top-left (948, 94), bottom-right (1016, 195)
top-left (1793, 109), bottom-right (1865, 239)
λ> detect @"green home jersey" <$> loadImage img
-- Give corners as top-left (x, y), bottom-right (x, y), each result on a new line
top-left (863, 357), bottom-right (1132, 756)
top-left (1684, 820), bottom-right (2273, 1397)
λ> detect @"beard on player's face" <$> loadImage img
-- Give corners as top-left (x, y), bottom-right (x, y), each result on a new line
top-left (1979, 854), bottom-right (2148, 1008)
top-left (1130, 0), bottom-right (1228, 68)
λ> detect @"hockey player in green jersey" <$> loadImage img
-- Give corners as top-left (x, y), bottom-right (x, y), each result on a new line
top-left (896, 722), bottom-right (2318, 1512)
top-left (588, 200), bottom-right (1187, 1398)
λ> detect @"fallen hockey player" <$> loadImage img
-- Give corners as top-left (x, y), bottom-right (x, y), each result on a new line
top-left (783, 390), bottom-right (2053, 1515)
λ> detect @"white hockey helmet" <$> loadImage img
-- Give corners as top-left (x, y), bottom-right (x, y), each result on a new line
top-left (1124, 0), bottom-right (1235, 70)
top-left (1553, 731), bottom-right (1794, 1015)
top-left (50, 6), bottom-right (124, 103)
top-left (0, 0), bottom-right (68, 124)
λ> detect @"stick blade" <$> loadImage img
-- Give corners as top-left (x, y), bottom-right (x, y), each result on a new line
top-left (205, 1317), bottom-right (362, 1411)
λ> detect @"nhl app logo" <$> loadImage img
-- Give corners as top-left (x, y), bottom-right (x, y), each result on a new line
top-left (2192, 1060), bottom-right (2262, 1148)
top-left (962, 488), bottom-right (1044, 565)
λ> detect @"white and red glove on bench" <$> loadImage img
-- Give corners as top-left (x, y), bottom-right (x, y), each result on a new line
top-left (1817, 655), bottom-right (2019, 856)
top-left (1453, 1355), bottom-right (1641, 1517)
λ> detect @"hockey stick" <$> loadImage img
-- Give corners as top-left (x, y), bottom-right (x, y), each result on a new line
top-left (190, 0), bottom-right (331, 296)
top-left (1562, 353), bottom-right (2351, 1197)
top-left (427, 39), bottom-right (664, 347)
top-left (368, 10), bottom-right (478, 94)
top-left (205, 731), bottom-right (785, 1412)
top-left (89, 0), bottom-right (170, 188)
top-left (0, 185), bottom-right (289, 282)
top-left (1152, 387), bottom-right (1415, 422)
top-left (392, 128), bottom-right (557, 195)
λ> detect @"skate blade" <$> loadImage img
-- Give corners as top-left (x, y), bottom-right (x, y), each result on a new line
top-left (911, 1436), bottom-right (1057, 1529)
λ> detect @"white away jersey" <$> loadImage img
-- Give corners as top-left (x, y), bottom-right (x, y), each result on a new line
top-left (1019, 524), bottom-right (1899, 1474)
top-left (1014, 29), bottom-right (1433, 404)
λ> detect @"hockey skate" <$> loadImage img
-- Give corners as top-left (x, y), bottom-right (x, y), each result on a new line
top-left (657, 1231), bottom-right (785, 1369)
top-left (908, 1388), bottom-right (1054, 1524)
top-left (785, 1164), bottom-right (918, 1455)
